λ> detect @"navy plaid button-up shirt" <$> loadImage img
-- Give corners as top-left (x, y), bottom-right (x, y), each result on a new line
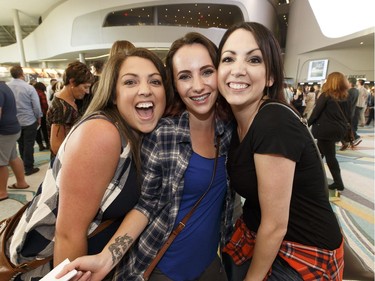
top-left (114, 111), bottom-right (235, 280)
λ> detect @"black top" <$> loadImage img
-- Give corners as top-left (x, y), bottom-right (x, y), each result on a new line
top-left (88, 159), bottom-right (140, 254)
top-left (308, 93), bottom-right (350, 141)
top-left (347, 87), bottom-right (359, 119)
top-left (0, 83), bottom-right (21, 135)
top-left (227, 101), bottom-right (342, 250)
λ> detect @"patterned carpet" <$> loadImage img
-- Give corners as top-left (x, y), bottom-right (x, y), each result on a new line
top-left (1, 147), bottom-right (50, 219)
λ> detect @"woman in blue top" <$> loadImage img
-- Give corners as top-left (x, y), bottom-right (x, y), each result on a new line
top-left (61, 32), bottom-right (235, 281)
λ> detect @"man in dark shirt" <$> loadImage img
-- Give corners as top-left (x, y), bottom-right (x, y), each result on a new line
top-left (0, 82), bottom-right (30, 200)
top-left (340, 78), bottom-right (359, 151)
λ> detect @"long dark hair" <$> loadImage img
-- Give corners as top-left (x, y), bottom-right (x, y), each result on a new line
top-left (217, 22), bottom-right (286, 103)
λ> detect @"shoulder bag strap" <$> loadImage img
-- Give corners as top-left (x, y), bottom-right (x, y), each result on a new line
top-left (261, 102), bottom-right (329, 196)
top-left (333, 100), bottom-right (354, 145)
top-left (1, 201), bottom-right (53, 273)
top-left (87, 156), bottom-right (130, 237)
top-left (334, 99), bottom-right (350, 124)
top-left (6, 210), bottom-right (116, 274)
top-left (143, 136), bottom-right (221, 280)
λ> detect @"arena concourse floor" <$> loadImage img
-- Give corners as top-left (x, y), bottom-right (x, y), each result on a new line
top-left (1, 126), bottom-right (374, 280)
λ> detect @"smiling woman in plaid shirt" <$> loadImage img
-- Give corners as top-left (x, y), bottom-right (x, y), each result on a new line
top-left (60, 32), bottom-right (236, 281)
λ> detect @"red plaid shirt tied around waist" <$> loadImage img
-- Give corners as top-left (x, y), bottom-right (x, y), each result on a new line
top-left (222, 217), bottom-right (344, 281)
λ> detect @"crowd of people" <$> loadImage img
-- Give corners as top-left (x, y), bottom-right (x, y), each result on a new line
top-left (283, 81), bottom-right (373, 131)
top-left (0, 21), bottom-right (374, 281)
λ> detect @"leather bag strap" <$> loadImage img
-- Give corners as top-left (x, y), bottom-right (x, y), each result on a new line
top-left (0, 202), bottom-right (52, 273)
top-left (143, 136), bottom-right (221, 280)
top-left (1, 202), bottom-right (116, 274)
top-left (333, 99), bottom-right (350, 124)
top-left (261, 101), bottom-right (329, 196)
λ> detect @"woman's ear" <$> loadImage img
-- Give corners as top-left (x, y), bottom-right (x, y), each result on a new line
top-left (266, 76), bottom-right (274, 87)
top-left (69, 78), bottom-right (75, 87)
top-left (112, 91), bottom-right (117, 105)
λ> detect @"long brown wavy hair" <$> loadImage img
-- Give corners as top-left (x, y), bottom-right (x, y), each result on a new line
top-left (84, 48), bottom-right (172, 174)
top-left (321, 72), bottom-right (349, 101)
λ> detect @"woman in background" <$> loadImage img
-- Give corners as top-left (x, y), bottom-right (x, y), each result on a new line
top-left (309, 72), bottom-right (351, 191)
top-left (109, 40), bottom-right (136, 58)
top-left (46, 61), bottom-right (94, 161)
top-left (303, 85), bottom-right (316, 119)
top-left (291, 85), bottom-right (305, 116)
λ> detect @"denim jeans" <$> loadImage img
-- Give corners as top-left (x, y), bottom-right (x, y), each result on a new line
top-left (17, 121), bottom-right (38, 172)
top-left (222, 253), bottom-right (303, 281)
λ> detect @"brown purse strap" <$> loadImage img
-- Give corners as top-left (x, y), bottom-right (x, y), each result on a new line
top-left (16, 219), bottom-right (115, 273)
top-left (143, 136), bottom-right (221, 280)
top-left (334, 99), bottom-right (350, 124)
top-left (0, 202), bottom-right (52, 273)
top-left (11, 219), bottom-right (115, 273)
top-left (1, 203), bottom-right (115, 273)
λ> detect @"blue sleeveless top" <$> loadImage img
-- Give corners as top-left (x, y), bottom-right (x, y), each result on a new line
top-left (157, 152), bottom-right (226, 281)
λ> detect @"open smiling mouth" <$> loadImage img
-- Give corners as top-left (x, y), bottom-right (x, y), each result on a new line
top-left (136, 102), bottom-right (154, 119)
top-left (228, 82), bottom-right (249, 89)
top-left (191, 93), bottom-right (210, 102)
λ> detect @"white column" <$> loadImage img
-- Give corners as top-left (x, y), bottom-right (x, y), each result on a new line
top-left (79, 53), bottom-right (86, 64)
top-left (12, 9), bottom-right (26, 67)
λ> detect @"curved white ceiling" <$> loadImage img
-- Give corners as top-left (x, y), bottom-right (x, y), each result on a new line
top-left (309, 0), bottom-right (375, 38)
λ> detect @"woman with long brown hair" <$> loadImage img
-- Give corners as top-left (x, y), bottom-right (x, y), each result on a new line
top-left (7, 50), bottom-right (170, 280)
top-left (309, 71), bottom-right (350, 191)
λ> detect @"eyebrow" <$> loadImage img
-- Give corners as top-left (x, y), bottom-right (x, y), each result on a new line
top-left (176, 64), bottom-right (215, 76)
top-left (121, 72), bottom-right (162, 78)
top-left (222, 48), bottom-right (261, 56)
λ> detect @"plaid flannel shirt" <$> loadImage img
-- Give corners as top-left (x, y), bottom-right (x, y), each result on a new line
top-left (223, 217), bottom-right (344, 281)
top-left (114, 111), bottom-right (235, 280)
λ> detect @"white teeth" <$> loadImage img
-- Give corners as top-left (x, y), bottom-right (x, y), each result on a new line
top-left (229, 82), bottom-right (248, 89)
top-left (191, 94), bottom-right (208, 101)
top-left (136, 102), bottom-right (153, 108)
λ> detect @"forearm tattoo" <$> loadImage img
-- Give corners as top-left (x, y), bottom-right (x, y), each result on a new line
top-left (108, 234), bottom-right (134, 265)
